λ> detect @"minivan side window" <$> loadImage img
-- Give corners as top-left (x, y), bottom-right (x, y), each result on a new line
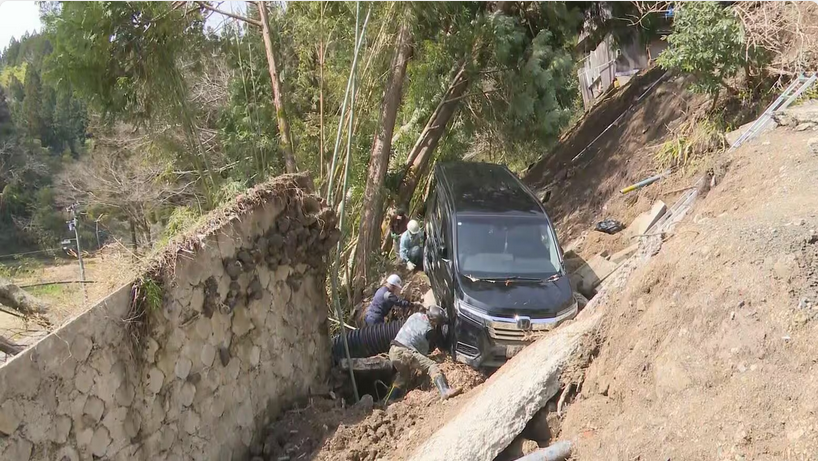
top-left (424, 187), bottom-right (438, 238)
top-left (439, 204), bottom-right (451, 259)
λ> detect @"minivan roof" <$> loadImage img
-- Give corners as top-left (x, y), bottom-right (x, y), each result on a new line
top-left (436, 162), bottom-right (543, 214)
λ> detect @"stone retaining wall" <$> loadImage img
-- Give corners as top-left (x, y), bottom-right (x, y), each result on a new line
top-left (0, 174), bottom-right (339, 460)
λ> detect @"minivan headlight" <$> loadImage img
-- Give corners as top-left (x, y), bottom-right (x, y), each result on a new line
top-left (455, 300), bottom-right (487, 326)
top-left (556, 297), bottom-right (579, 317)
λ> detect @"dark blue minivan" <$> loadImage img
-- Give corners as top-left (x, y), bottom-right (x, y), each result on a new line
top-left (423, 162), bottom-right (578, 368)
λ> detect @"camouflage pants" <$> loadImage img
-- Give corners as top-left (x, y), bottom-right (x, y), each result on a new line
top-left (391, 234), bottom-right (401, 260)
top-left (388, 345), bottom-right (441, 389)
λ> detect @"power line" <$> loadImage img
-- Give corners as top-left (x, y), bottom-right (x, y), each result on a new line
top-left (0, 248), bottom-right (62, 259)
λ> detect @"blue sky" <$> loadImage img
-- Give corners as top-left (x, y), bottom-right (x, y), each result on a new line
top-left (0, 1), bottom-right (249, 52)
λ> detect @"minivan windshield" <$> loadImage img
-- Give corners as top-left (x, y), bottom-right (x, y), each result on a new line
top-left (455, 214), bottom-right (562, 279)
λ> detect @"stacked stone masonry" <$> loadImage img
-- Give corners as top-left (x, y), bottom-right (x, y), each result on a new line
top-left (0, 174), bottom-right (339, 460)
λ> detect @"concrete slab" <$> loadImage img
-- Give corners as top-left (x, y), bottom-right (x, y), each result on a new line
top-left (563, 256), bottom-right (585, 274)
top-left (724, 120), bottom-right (758, 146)
top-left (608, 242), bottom-right (639, 264)
top-left (569, 254), bottom-right (618, 295)
top-left (624, 200), bottom-right (667, 240)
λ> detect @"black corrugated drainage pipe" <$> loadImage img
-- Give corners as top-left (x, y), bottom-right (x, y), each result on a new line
top-left (332, 320), bottom-right (403, 361)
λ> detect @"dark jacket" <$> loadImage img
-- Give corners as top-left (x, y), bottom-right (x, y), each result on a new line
top-left (390, 214), bottom-right (409, 236)
top-left (365, 286), bottom-right (410, 325)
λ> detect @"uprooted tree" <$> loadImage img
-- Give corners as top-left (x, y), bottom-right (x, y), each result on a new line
top-left (0, 276), bottom-right (53, 353)
top-left (0, 276), bottom-right (51, 317)
top-left (0, 335), bottom-right (23, 356)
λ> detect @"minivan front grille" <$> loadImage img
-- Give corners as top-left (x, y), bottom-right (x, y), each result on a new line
top-left (456, 342), bottom-right (481, 358)
top-left (486, 306), bottom-right (578, 342)
top-left (487, 323), bottom-right (529, 341)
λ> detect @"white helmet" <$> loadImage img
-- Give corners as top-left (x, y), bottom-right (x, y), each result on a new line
top-left (407, 219), bottom-right (421, 235)
top-left (386, 274), bottom-right (403, 289)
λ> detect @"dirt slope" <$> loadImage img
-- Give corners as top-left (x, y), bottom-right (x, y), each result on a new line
top-left (257, 355), bottom-right (486, 461)
top-left (560, 124), bottom-right (818, 460)
top-left (523, 67), bottom-right (709, 261)
top-left (253, 71), bottom-right (815, 460)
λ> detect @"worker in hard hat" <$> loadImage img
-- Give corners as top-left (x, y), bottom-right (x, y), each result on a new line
top-left (364, 274), bottom-right (413, 325)
top-left (386, 305), bottom-right (462, 403)
top-left (399, 219), bottom-right (424, 271)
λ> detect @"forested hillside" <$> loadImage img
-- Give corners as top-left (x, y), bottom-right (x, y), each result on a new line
top-left (0, 2), bottom-right (590, 292)
top-left (0, 30), bottom-right (88, 252)
top-left (0, 1), bottom-right (815, 306)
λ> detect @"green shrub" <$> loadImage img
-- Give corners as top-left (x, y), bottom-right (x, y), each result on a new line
top-left (657, 2), bottom-right (747, 96)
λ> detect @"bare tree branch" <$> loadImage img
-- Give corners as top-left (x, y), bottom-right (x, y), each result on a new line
top-left (620, 1), bottom-right (673, 28)
top-left (733, 1), bottom-right (818, 77)
top-left (193, 1), bottom-right (262, 27)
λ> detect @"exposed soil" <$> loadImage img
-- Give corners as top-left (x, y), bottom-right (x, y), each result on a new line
top-left (523, 67), bottom-right (711, 262)
top-left (560, 125), bottom-right (818, 460)
top-left (258, 353), bottom-right (487, 461)
top-left (257, 71), bottom-right (816, 461)
top-left (259, 260), bottom-right (488, 461)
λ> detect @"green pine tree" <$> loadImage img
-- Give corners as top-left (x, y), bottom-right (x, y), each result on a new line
top-left (21, 64), bottom-right (43, 142)
top-left (7, 74), bottom-right (24, 102)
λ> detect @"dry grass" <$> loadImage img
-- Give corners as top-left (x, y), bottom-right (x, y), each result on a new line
top-left (141, 172), bottom-right (316, 282)
top-left (734, 1), bottom-right (818, 77)
top-left (3, 248), bottom-right (136, 324)
top-left (655, 117), bottom-right (727, 170)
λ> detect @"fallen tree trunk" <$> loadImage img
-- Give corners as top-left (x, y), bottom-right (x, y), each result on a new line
top-left (0, 335), bottom-right (24, 356)
top-left (395, 62), bottom-right (470, 212)
top-left (0, 277), bottom-right (51, 317)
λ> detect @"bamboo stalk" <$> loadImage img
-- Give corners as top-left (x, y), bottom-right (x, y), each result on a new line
top-left (330, 2), bottom-right (370, 404)
top-left (326, 6), bottom-right (371, 204)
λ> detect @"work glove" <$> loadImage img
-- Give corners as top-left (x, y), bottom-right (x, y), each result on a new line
top-left (406, 262), bottom-right (415, 271)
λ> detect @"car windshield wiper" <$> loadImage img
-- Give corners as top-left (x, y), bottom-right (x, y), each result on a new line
top-left (463, 275), bottom-right (543, 283)
top-left (543, 272), bottom-right (563, 282)
top-left (501, 276), bottom-right (544, 281)
top-left (463, 274), bottom-right (496, 282)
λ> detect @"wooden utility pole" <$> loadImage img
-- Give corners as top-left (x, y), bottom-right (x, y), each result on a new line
top-left (195, 1), bottom-right (298, 173)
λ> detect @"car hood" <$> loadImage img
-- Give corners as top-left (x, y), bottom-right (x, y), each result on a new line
top-left (456, 273), bottom-right (574, 317)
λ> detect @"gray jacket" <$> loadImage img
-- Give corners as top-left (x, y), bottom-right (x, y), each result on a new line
top-left (393, 312), bottom-right (433, 355)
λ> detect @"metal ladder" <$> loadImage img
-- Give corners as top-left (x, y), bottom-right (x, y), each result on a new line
top-left (730, 72), bottom-right (818, 149)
